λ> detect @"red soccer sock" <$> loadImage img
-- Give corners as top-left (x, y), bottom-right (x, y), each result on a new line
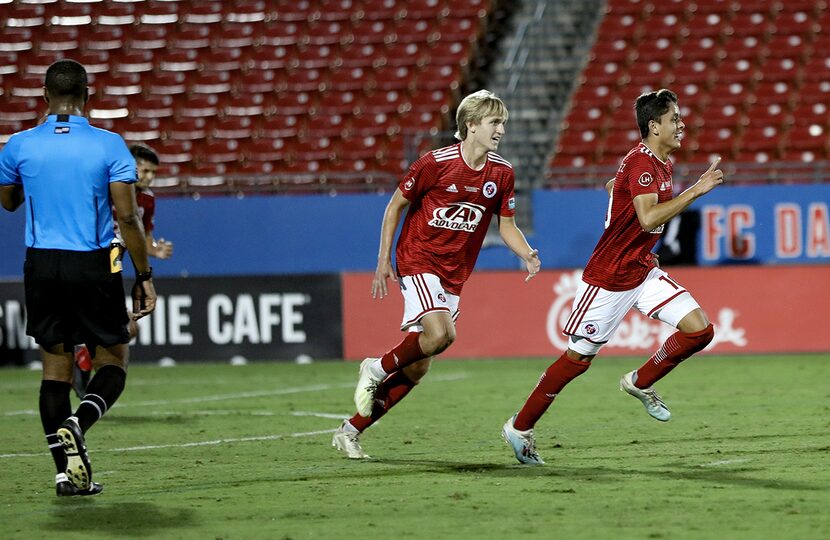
top-left (349, 371), bottom-right (418, 432)
top-left (635, 324), bottom-right (714, 388)
top-left (514, 353), bottom-right (591, 431)
top-left (379, 332), bottom-right (425, 374)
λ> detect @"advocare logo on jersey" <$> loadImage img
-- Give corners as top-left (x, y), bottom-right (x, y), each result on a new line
top-left (428, 202), bottom-right (485, 232)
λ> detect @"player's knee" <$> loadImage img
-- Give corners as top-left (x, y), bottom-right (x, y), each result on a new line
top-left (403, 357), bottom-right (433, 382)
top-left (684, 323), bottom-right (714, 354)
top-left (422, 326), bottom-right (455, 355)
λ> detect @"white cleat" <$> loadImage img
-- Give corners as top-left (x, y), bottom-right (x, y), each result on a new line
top-left (353, 358), bottom-right (383, 417)
top-left (332, 422), bottom-right (370, 459)
top-left (620, 371), bottom-right (671, 422)
top-left (502, 414), bottom-right (545, 465)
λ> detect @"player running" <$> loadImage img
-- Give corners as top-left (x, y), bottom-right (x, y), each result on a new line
top-left (502, 88), bottom-right (725, 464)
top-left (333, 90), bottom-right (541, 459)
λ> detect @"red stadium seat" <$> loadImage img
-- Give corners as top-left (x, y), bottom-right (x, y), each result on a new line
top-left (245, 138), bottom-right (293, 162)
top-left (224, 94), bottom-right (273, 117)
top-left (725, 12), bottom-right (775, 38)
top-left (350, 19), bottom-right (394, 45)
top-left (258, 115), bottom-right (301, 138)
top-left (745, 103), bottom-right (790, 130)
top-left (112, 50), bottom-right (155, 74)
top-left (138, 1), bottom-right (180, 26)
top-left (415, 64), bottom-right (459, 91)
top-left (214, 24), bottom-right (256, 49)
top-left (49, 4), bottom-right (93, 27)
top-left (126, 26), bottom-right (168, 50)
top-left (273, 92), bottom-right (315, 116)
top-left (100, 72), bottom-right (143, 97)
top-left (223, 0), bottom-right (269, 24)
top-left (750, 81), bottom-right (793, 107)
top-left (95, 3), bottom-right (136, 27)
top-left (0, 29), bottom-right (33, 53)
top-left (144, 72), bottom-right (187, 96)
top-left (158, 50), bottom-right (200, 73)
top-left (182, 2), bottom-right (223, 24)
top-left (286, 68), bottom-right (327, 92)
top-left (272, 1), bottom-right (314, 23)
top-left (738, 125), bottom-right (784, 160)
top-left (83, 27), bottom-right (125, 51)
top-left (786, 124), bottom-right (828, 155)
top-left (38, 28), bottom-right (80, 52)
top-left (339, 44), bottom-right (381, 68)
top-left (756, 57), bottom-right (799, 83)
top-left (199, 140), bottom-right (242, 165)
top-left (426, 40), bottom-right (469, 66)
top-left (373, 65), bottom-right (416, 91)
top-left (234, 70), bottom-right (280, 94)
top-left (212, 116), bottom-right (255, 140)
top-left (351, 112), bottom-right (397, 137)
top-left (177, 95), bottom-right (220, 119)
top-left (201, 49), bottom-right (243, 72)
top-left (306, 21), bottom-right (349, 46)
top-left (435, 17), bottom-right (480, 42)
top-left (170, 25), bottom-right (212, 50)
top-left (393, 18), bottom-right (439, 43)
top-left (329, 67), bottom-right (371, 92)
top-left (0, 97), bottom-right (40, 122)
top-left (303, 115), bottom-right (348, 138)
top-left (409, 89), bottom-right (451, 113)
top-left (317, 91), bottom-right (360, 115)
top-left (764, 35), bottom-right (809, 60)
top-left (132, 95), bottom-right (175, 119)
top-left (359, 0), bottom-right (404, 21)
top-left (7, 73), bottom-right (44, 98)
top-left (259, 22), bottom-right (303, 46)
top-left (402, 0), bottom-right (450, 19)
top-left (121, 118), bottom-right (162, 143)
top-left (362, 90), bottom-right (408, 114)
top-left (444, 0), bottom-right (489, 18)
top-left (189, 71), bottom-right (232, 95)
top-left (244, 46), bottom-right (297, 71)
top-left (165, 117), bottom-right (208, 141)
top-left (381, 42), bottom-right (428, 67)
top-left (295, 45), bottom-right (336, 69)
top-left (153, 139), bottom-right (193, 165)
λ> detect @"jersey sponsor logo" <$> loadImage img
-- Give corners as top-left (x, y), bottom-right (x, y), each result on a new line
top-left (428, 202), bottom-right (485, 232)
top-left (483, 181), bottom-right (497, 198)
top-left (464, 186), bottom-right (479, 192)
top-left (446, 183), bottom-right (458, 192)
top-left (508, 196), bottom-right (516, 210)
top-left (638, 172), bottom-right (654, 187)
top-left (649, 224), bottom-right (665, 234)
top-left (404, 177), bottom-right (415, 190)
top-left (54, 126), bottom-right (70, 134)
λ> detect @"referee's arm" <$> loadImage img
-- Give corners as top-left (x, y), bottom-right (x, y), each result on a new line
top-left (0, 184), bottom-right (24, 211)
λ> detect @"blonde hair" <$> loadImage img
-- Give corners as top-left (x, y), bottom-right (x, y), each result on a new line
top-left (454, 90), bottom-right (509, 141)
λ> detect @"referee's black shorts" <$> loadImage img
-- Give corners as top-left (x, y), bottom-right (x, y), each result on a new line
top-left (24, 247), bottom-right (130, 351)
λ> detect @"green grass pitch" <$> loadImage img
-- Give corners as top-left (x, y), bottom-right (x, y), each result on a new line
top-left (1, 355), bottom-right (828, 539)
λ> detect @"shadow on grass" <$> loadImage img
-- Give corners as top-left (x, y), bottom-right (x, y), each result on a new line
top-left (46, 501), bottom-right (196, 536)
top-left (350, 458), bottom-right (824, 492)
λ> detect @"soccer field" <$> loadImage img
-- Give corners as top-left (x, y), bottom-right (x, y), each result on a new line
top-left (1, 355), bottom-right (828, 540)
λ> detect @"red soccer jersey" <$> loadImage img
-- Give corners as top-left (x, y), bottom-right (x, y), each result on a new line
top-left (395, 143), bottom-right (516, 294)
top-left (582, 143), bottom-right (674, 291)
top-left (113, 187), bottom-right (156, 236)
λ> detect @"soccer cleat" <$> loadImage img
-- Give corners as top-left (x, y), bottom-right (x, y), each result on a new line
top-left (502, 414), bottom-right (545, 465)
top-left (353, 358), bottom-right (383, 417)
top-left (620, 371), bottom-right (671, 422)
top-left (57, 417), bottom-right (93, 490)
top-left (331, 421), bottom-right (370, 459)
top-left (55, 472), bottom-right (103, 497)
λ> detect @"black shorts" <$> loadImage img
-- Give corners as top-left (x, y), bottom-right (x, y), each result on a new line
top-left (24, 247), bottom-right (130, 351)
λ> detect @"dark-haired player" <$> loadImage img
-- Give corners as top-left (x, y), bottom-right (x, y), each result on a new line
top-left (503, 89), bottom-right (725, 464)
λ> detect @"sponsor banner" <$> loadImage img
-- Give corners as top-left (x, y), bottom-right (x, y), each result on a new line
top-left (0, 275), bottom-right (342, 364)
top-left (343, 266), bottom-right (830, 359)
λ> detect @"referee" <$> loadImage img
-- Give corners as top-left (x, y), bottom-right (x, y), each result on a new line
top-left (0, 59), bottom-right (157, 496)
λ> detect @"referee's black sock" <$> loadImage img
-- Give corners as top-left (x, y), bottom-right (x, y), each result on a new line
top-left (74, 365), bottom-right (127, 433)
top-left (39, 380), bottom-right (72, 474)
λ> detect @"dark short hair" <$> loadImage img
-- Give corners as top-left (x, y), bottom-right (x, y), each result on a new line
top-left (635, 89), bottom-right (679, 138)
top-left (129, 143), bottom-right (160, 165)
top-left (44, 59), bottom-right (88, 100)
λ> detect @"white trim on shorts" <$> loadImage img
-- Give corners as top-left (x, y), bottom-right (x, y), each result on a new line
top-left (399, 273), bottom-right (459, 332)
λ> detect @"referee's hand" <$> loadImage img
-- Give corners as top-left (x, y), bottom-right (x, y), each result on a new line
top-left (131, 279), bottom-right (157, 319)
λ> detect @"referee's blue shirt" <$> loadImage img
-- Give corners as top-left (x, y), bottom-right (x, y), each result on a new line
top-left (0, 114), bottom-right (136, 251)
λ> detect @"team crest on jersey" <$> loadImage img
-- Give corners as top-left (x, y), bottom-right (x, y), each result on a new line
top-left (483, 181), bottom-right (497, 198)
top-left (508, 197), bottom-right (515, 210)
top-left (404, 177), bottom-right (415, 190)
top-left (638, 172), bottom-right (654, 187)
top-left (428, 202), bottom-right (485, 232)
top-left (437, 292), bottom-right (447, 303)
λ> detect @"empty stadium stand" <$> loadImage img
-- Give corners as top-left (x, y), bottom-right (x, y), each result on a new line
top-left (0, 0), bottom-right (493, 194)
top-left (548, 0), bottom-right (830, 187)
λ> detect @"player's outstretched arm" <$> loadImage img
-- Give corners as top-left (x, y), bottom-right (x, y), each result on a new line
top-left (633, 157), bottom-right (725, 232)
top-left (498, 216), bottom-right (540, 282)
top-left (372, 188), bottom-right (409, 299)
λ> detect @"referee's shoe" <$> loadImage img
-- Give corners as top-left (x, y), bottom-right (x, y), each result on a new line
top-left (56, 472), bottom-right (102, 496)
top-left (57, 416), bottom-right (93, 490)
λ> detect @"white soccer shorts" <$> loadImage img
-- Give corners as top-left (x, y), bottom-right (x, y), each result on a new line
top-left (398, 273), bottom-right (459, 332)
top-left (563, 267), bottom-right (700, 355)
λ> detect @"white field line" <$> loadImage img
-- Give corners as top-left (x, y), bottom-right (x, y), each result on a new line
top-left (0, 429), bottom-right (338, 459)
top-left (3, 372), bottom-right (470, 416)
top-left (700, 458), bottom-right (752, 467)
top-left (0, 372), bottom-right (470, 459)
